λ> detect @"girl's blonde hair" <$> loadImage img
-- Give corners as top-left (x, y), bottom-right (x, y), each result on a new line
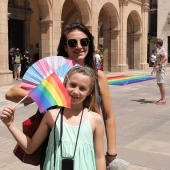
top-left (63, 66), bottom-right (100, 113)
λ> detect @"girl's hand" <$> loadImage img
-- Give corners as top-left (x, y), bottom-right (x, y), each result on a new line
top-left (0, 107), bottom-right (15, 127)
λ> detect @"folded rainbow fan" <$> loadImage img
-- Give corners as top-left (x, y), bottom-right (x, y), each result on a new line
top-left (14, 72), bottom-right (70, 113)
top-left (28, 72), bottom-right (70, 113)
top-left (21, 56), bottom-right (76, 90)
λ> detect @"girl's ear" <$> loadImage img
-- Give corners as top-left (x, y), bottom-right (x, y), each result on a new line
top-left (87, 89), bottom-right (92, 96)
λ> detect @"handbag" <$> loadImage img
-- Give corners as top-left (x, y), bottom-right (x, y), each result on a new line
top-left (13, 109), bottom-right (47, 166)
top-left (107, 158), bottom-right (130, 170)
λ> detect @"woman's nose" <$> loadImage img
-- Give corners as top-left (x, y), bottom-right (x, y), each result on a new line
top-left (76, 41), bottom-right (82, 48)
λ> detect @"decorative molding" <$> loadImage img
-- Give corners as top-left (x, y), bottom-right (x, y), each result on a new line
top-left (141, 3), bottom-right (150, 12)
top-left (39, 20), bottom-right (53, 27)
top-left (119, 0), bottom-right (129, 6)
top-left (110, 29), bottom-right (120, 36)
top-left (130, 32), bottom-right (142, 37)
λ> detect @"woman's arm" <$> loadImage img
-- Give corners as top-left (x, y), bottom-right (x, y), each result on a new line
top-left (92, 113), bottom-right (106, 170)
top-left (98, 70), bottom-right (117, 161)
top-left (1, 107), bottom-right (52, 154)
top-left (5, 84), bottom-right (33, 103)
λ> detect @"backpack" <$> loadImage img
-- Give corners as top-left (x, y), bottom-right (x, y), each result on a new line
top-left (14, 54), bottom-right (21, 64)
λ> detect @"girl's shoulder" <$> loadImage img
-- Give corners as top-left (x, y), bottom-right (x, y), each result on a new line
top-left (89, 111), bottom-right (104, 131)
top-left (89, 111), bottom-right (103, 123)
top-left (43, 108), bottom-right (61, 127)
top-left (47, 108), bottom-right (61, 118)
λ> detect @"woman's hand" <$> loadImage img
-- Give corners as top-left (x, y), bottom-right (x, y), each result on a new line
top-left (1, 107), bottom-right (15, 127)
top-left (105, 154), bottom-right (117, 166)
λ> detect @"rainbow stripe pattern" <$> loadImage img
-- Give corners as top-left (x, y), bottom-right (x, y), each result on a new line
top-left (21, 56), bottom-right (76, 90)
top-left (28, 72), bottom-right (70, 113)
top-left (107, 75), bottom-right (156, 86)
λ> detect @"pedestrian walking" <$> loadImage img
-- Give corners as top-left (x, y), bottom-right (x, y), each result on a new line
top-left (13, 48), bottom-right (23, 80)
top-left (150, 50), bottom-right (156, 75)
top-left (23, 48), bottom-right (31, 71)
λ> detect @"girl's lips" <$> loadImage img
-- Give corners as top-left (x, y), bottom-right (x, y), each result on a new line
top-left (71, 95), bottom-right (79, 100)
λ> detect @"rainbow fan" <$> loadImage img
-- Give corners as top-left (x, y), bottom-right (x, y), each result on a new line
top-left (107, 75), bottom-right (156, 86)
top-left (28, 72), bottom-right (70, 113)
top-left (21, 56), bottom-right (76, 90)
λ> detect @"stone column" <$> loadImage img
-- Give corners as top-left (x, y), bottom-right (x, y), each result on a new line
top-left (110, 29), bottom-right (120, 72)
top-left (133, 33), bottom-right (142, 69)
top-left (91, 0), bottom-right (101, 53)
top-left (140, 2), bottom-right (149, 69)
top-left (0, 3), bottom-right (13, 86)
top-left (103, 30), bottom-right (111, 71)
top-left (39, 19), bottom-right (53, 58)
top-left (118, 0), bottom-right (129, 72)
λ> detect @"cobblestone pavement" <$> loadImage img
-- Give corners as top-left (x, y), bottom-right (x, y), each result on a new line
top-left (0, 67), bottom-right (170, 170)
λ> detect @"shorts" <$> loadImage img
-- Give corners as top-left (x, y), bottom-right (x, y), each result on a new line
top-left (13, 64), bottom-right (21, 72)
top-left (156, 71), bottom-right (165, 83)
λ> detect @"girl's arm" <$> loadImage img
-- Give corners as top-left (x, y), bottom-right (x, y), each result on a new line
top-left (92, 112), bottom-right (106, 170)
top-left (5, 84), bottom-right (33, 103)
top-left (98, 70), bottom-right (117, 160)
top-left (1, 107), bottom-right (52, 154)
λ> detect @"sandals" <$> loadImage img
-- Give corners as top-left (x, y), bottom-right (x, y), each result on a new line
top-left (156, 100), bottom-right (166, 105)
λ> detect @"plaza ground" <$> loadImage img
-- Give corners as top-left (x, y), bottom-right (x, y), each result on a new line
top-left (0, 67), bottom-right (170, 170)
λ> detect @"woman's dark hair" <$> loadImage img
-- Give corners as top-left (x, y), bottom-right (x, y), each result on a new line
top-left (57, 23), bottom-right (96, 71)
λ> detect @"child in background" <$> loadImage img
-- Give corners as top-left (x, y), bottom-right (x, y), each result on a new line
top-left (94, 49), bottom-right (101, 70)
top-left (150, 50), bottom-right (156, 75)
top-left (0, 66), bottom-right (106, 170)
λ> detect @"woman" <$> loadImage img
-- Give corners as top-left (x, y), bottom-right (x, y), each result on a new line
top-left (5, 23), bottom-right (117, 164)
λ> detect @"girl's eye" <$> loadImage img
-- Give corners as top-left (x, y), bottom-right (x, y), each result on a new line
top-left (80, 87), bottom-right (86, 91)
top-left (70, 83), bottom-right (76, 87)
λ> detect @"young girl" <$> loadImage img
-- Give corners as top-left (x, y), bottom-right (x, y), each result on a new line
top-left (1, 66), bottom-right (106, 170)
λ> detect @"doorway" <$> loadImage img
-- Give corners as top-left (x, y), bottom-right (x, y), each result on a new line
top-left (8, 19), bottom-right (25, 76)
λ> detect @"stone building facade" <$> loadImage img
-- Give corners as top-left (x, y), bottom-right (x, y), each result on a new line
top-left (148, 0), bottom-right (170, 64)
top-left (157, 0), bottom-right (170, 63)
top-left (0, 0), bottom-right (149, 86)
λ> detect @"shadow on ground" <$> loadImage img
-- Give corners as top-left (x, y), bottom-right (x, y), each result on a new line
top-left (131, 99), bottom-right (155, 104)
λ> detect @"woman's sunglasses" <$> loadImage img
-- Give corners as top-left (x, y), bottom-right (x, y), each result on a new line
top-left (67, 38), bottom-right (89, 47)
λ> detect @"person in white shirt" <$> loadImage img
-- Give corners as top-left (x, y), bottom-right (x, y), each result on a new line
top-left (94, 49), bottom-right (101, 69)
top-left (150, 50), bottom-right (156, 75)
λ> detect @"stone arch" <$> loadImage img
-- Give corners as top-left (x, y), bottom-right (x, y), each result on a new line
top-left (127, 10), bottom-right (142, 69)
top-left (37, 0), bottom-right (61, 57)
top-left (61, 0), bottom-right (91, 31)
top-left (99, 2), bottom-right (119, 71)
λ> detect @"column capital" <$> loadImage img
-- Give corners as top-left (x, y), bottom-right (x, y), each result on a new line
top-left (39, 20), bottom-right (53, 27)
top-left (110, 29), bottom-right (120, 36)
top-left (130, 32), bottom-right (142, 38)
top-left (141, 3), bottom-right (150, 12)
top-left (119, 0), bottom-right (129, 6)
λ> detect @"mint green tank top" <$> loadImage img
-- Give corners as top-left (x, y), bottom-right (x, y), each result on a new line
top-left (43, 111), bottom-right (96, 170)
